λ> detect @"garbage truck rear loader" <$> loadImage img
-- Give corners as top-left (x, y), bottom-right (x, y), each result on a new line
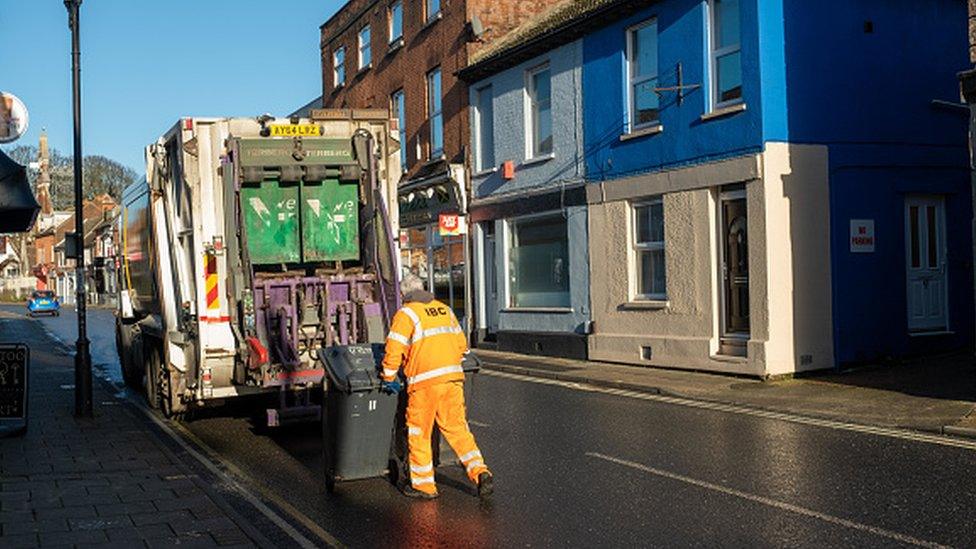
top-left (115, 112), bottom-right (402, 418)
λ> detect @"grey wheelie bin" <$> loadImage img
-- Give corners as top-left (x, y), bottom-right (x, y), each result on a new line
top-left (320, 344), bottom-right (398, 492)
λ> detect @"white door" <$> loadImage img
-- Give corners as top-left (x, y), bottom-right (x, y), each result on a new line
top-left (905, 196), bottom-right (948, 332)
top-left (483, 225), bottom-right (499, 334)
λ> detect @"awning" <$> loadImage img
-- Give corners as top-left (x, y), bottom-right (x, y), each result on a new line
top-left (0, 150), bottom-right (39, 232)
top-left (397, 164), bottom-right (467, 227)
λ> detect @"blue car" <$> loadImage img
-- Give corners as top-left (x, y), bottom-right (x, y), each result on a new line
top-left (27, 290), bottom-right (61, 317)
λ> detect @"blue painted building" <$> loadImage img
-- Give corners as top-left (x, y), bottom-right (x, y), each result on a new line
top-left (463, 0), bottom-right (973, 372)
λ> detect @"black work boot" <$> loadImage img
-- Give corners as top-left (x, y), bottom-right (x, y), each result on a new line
top-left (477, 472), bottom-right (494, 498)
top-left (401, 484), bottom-right (439, 500)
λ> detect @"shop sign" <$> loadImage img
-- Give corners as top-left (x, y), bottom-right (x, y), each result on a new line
top-left (850, 219), bottom-right (875, 253)
top-left (0, 343), bottom-right (28, 437)
top-left (438, 214), bottom-right (466, 236)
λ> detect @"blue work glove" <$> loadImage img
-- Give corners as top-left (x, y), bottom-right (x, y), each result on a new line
top-left (380, 379), bottom-right (403, 395)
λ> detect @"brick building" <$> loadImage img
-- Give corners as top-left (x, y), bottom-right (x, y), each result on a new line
top-left (320, 0), bottom-right (560, 330)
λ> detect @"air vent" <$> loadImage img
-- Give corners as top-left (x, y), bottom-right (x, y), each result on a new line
top-left (640, 346), bottom-right (653, 360)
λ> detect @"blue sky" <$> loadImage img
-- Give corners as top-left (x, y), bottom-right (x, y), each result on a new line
top-left (0, 0), bottom-right (340, 173)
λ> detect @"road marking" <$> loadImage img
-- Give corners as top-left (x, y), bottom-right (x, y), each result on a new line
top-left (135, 402), bottom-right (332, 549)
top-left (587, 452), bottom-right (950, 549)
top-left (468, 419), bottom-right (490, 428)
top-left (165, 419), bottom-right (345, 549)
top-left (483, 369), bottom-right (976, 451)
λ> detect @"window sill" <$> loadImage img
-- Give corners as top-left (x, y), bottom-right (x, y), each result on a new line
top-left (357, 63), bottom-right (372, 75)
top-left (423, 154), bottom-right (446, 166)
top-left (908, 330), bottom-right (955, 338)
top-left (620, 124), bottom-right (663, 142)
top-left (387, 37), bottom-right (404, 55)
top-left (521, 153), bottom-right (554, 167)
top-left (422, 11), bottom-right (443, 31)
top-left (700, 102), bottom-right (746, 122)
top-left (618, 300), bottom-right (669, 311)
top-left (332, 82), bottom-right (345, 93)
top-left (500, 307), bottom-right (574, 314)
top-left (472, 166), bottom-right (497, 178)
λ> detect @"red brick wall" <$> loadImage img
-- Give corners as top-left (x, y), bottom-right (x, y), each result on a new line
top-left (320, 0), bottom-right (560, 181)
top-left (970, 0), bottom-right (976, 63)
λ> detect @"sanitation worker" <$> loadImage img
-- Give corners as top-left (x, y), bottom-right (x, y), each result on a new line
top-left (380, 274), bottom-right (493, 499)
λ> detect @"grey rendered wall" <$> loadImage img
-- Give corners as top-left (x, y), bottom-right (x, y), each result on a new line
top-left (469, 39), bottom-right (590, 335)
top-left (470, 39), bottom-right (585, 198)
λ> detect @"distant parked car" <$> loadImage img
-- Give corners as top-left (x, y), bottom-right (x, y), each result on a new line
top-left (27, 290), bottom-right (60, 317)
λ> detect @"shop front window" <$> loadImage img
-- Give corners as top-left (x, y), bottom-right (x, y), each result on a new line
top-left (399, 224), bottom-right (465, 322)
top-left (508, 215), bottom-right (570, 308)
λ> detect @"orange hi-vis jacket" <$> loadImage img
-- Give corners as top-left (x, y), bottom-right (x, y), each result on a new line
top-left (381, 294), bottom-right (467, 392)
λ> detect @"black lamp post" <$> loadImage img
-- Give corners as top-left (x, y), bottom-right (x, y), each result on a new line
top-left (65, 0), bottom-right (92, 418)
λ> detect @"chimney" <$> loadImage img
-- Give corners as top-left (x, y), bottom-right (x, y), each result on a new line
top-left (36, 130), bottom-right (53, 215)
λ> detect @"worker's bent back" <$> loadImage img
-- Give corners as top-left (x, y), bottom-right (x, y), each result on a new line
top-left (381, 294), bottom-right (467, 392)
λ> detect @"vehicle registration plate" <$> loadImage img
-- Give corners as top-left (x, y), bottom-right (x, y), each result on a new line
top-left (269, 124), bottom-right (321, 137)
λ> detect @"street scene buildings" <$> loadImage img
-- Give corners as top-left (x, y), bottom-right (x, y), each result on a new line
top-left (2, 0), bottom-right (976, 547)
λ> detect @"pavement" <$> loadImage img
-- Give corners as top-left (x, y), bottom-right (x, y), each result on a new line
top-left (475, 348), bottom-right (976, 437)
top-left (0, 309), bottom-right (306, 548)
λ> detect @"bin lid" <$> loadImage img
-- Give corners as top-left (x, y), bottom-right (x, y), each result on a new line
top-left (461, 351), bottom-right (481, 374)
top-left (320, 344), bottom-right (386, 393)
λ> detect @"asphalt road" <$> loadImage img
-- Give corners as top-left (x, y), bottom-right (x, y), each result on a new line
top-left (8, 305), bottom-right (976, 547)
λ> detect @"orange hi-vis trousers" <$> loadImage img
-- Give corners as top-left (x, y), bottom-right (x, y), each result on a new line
top-left (406, 380), bottom-right (489, 495)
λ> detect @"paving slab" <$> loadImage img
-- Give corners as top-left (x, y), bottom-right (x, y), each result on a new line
top-left (0, 313), bottom-right (261, 548)
top-left (476, 348), bottom-right (976, 434)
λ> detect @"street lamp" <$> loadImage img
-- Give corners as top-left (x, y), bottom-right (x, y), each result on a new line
top-left (65, 0), bottom-right (92, 418)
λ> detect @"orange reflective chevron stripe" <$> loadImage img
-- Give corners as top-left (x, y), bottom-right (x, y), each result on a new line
top-left (204, 253), bottom-right (219, 310)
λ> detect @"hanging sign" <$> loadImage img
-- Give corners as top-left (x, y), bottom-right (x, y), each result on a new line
top-left (0, 343), bottom-right (29, 437)
top-left (0, 92), bottom-right (29, 144)
top-left (438, 213), bottom-right (466, 236)
top-left (850, 219), bottom-right (875, 253)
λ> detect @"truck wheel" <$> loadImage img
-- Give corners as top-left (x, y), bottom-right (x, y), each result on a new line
top-left (145, 346), bottom-right (161, 409)
top-left (160, 366), bottom-right (186, 420)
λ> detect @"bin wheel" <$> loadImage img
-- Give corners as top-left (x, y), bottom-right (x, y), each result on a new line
top-left (325, 472), bottom-right (336, 494)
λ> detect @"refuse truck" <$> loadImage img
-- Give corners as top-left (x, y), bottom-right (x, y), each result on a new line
top-left (115, 111), bottom-right (403, 419)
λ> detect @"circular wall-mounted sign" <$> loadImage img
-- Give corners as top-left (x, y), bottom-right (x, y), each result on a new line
top-left (0, 92), bottom-right (29, 144)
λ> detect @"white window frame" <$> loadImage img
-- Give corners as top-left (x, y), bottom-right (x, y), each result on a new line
top-left (426, 0), bottom-right (441, 23)
top-left (389, 0), bottom-right (403, 43)
top-left (474, 84), bottom-right (494, 172)
top-left (707, 0), bottom-right (743, 110)
top-left (333, 47), bottom-right (345, 87)
top-left (630, 198), bottom-right (667, 301)
top-left (358, 26), bottom-right (372, 69)
top-left (391, 89), bottom-right (407, 171)
top-left (524, 63), bottom-right (552, 160)
top-left (427, 67), bottom-right (443, 159)
top-left (626, 19), bottom-right (659, 131)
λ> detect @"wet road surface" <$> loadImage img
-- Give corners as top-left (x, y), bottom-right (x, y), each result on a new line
top-left (9, 305), bottom-right (976, 547)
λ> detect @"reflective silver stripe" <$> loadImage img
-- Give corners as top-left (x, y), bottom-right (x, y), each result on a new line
top-left (383, 368), bottom-right (399, 379)
top-left (465, 459), bottom-right (484, 473)
top-left (458, 450), bottom-right (482, 463)
top-left (386, 331), bottom-right (409, 345)
top-left (422, 325), bottom-right (463, 338)
top-left (400, 307), bottom-right (422, 343)
top-left (407, 365), bottom-right (464, 385)
top-left (407, 426), bottom-right (422, 436)
top-left (410, 463), bottom-right (433, 474)
top-left (411, 476), bottom-right (435, 486)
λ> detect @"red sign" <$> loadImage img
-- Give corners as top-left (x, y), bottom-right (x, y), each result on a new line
top-left (438, 214), bottom-right (465, 236)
